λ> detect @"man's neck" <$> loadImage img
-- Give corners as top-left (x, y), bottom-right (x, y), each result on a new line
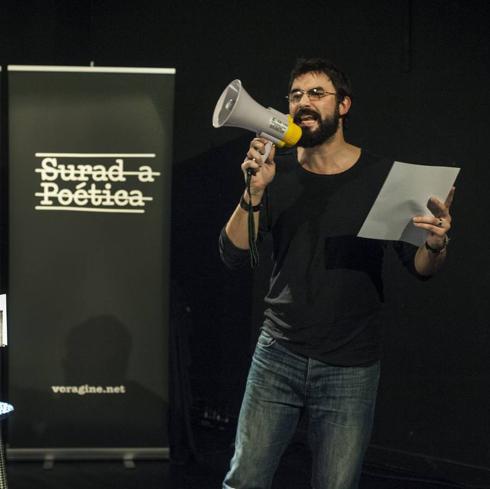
top-left (296, 132), bottom-right (361, 175)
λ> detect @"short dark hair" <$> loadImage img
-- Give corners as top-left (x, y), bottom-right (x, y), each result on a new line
top-left (288, 58), bottom-right (352, 103)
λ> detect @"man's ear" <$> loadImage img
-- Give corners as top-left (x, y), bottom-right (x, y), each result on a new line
top-left (338, 95), bottom-right (352, 117)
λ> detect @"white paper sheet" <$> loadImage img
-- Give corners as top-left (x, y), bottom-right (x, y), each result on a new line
top-left (357, 161), bottom-right (460, 246)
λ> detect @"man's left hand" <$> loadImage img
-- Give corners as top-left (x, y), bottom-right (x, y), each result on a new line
top-left (412, 187), bottom-right (455, 249)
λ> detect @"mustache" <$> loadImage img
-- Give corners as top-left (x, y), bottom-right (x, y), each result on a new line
top-left (293, 108), bottom-right (320, 124)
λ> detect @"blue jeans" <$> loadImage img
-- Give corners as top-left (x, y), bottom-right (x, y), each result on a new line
top-left (223, 329), bottom-right (380, 489)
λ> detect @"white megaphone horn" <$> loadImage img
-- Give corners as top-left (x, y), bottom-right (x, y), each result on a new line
top-left (212, 79), bottom-right (302, 159)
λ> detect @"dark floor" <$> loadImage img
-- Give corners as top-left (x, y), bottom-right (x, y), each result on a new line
top-left (7, 460), bottom-right (489, 489)
top-left (5, 460), bottom-right (478, 489)
top-left (4, 424), bottom-right (489, 489)
top-left (6, 442), bottom-right (490, 489)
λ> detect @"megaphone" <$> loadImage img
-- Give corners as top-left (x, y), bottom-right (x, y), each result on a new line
top-left (212, 79), bottom-right (302, 151)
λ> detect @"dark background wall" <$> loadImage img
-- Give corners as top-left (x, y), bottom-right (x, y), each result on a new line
top-left (0, 0), bottom-right (489, 478)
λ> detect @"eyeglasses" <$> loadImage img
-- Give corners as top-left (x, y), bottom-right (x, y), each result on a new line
top-left (286, 87), bottom-right (337, 104)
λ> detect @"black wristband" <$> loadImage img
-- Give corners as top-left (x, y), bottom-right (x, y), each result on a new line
top-left (425, 235), bottom-right (449, 253)
top-left (240, 194), bottom-right (262, 212)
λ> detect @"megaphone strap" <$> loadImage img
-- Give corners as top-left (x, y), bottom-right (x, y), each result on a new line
top-left (245, 174), bottom-right (260, 268)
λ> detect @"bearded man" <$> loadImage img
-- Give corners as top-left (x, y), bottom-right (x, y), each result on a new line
top-left (219, 58), bottom-right (454, 489)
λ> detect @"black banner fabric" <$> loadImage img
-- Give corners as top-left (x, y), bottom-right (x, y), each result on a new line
top-left (7, 66), bottom-right (174, 451)
top-left (1, 68), bottom-right (6, 295)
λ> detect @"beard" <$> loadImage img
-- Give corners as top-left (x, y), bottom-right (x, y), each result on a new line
top-left (294, 107), bottom-right (340, 148)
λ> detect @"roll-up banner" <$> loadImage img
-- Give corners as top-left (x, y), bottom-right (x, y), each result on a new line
top-left (1, 68), bottom-right (7, 404)
top-left (7, 66), bottom-right (175, 460)
top-left (1, 66), bottom-right (5, 297)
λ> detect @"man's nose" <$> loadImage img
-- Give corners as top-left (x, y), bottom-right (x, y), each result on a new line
top-left (297, 93), bottom-right (313, 108)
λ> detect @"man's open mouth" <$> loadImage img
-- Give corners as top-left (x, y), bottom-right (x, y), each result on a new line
top-left (294, 109), bottom-right (320, 127)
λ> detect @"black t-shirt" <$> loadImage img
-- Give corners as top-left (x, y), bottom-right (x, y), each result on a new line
top-left (220, 148), bottom-right (424, 366)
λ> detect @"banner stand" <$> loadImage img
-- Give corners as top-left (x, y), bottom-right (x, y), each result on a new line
top-left (7, 66), bottom-right (174, 461)
top-left (8, 447), bottom-right (169, 467)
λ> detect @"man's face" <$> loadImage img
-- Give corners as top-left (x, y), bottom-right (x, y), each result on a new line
top-left (289, 72), bottom-right (340, 148)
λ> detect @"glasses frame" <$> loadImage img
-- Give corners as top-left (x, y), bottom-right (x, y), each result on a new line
top-left (285, 87), bottom-right (337, 104)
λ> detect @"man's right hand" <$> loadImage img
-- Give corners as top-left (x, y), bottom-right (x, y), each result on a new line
top-left (241, 138), bottom-right (276, 203)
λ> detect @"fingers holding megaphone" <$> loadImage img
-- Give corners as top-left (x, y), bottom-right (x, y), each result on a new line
top-left (242, 138), bottom-right (276, 192)
top-left (247, 138), bottom-right (276, 165)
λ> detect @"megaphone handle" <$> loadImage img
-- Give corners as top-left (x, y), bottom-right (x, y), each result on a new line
top-left (262, 141), bottom-right (273, 162)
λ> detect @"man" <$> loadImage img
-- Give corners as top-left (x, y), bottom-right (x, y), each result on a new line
top-left (219, 58), bottom-right (454, 489)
